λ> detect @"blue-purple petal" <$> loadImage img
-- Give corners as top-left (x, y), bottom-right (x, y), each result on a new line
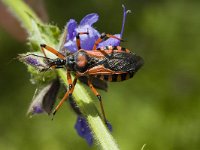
top-left (84, 133), bottom-right (93, 146)
top-left (80, 13), bottom-right (99, 26)
top-left (67, 19), bottom-right (78, 40)
top-left (97, 34), bottom-right (121, 48)
top-left (74, 116), bottom-right (113, 146)
top-left (106, 121), bottom-right (113, 132)
top-left (75, 25), bottom-right (100, 50)
top-left (64, 40), bottom-right (78, 53)
top-left (75, 116), bottom-right (93, 146)
top-left (64, 25), bottom-right (100, 52)
top-left (33, 105), bottom-right (44, 114)
top-left (26, 56), bottom-right (40, 66)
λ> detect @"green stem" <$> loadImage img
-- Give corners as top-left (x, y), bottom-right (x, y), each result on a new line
top-left (2, 0), bottom-right (119, 149)
top-left (58, 69), bottom-right (119, 149)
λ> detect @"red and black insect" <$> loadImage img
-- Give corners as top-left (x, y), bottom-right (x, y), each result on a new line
top-left (39, 32), bottom-right (143, 124)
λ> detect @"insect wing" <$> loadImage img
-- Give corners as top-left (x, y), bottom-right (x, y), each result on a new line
top-left (78, 76), bottom-right (108, 91)
top-left (103, 52), bottom-right (144, 73)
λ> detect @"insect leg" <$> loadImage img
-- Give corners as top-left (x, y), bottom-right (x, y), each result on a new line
top-left (76, 31), bottom-right (89, 50)
top-left (52, 75), bottom-right (78, 116)
top-left (92, 33), bottom-right (124, 50)
top-left (88, 77), bottom-right (107, 124)
top-left (67, 70), bottom-right (73, 90)
top-left (40, 44), bottom-right (66, 59)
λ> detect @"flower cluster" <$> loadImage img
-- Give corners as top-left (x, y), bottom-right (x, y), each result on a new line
top-left (64, 13), bottom-right (121, 53)
top-left (64, 5), bottom-right (130, 53)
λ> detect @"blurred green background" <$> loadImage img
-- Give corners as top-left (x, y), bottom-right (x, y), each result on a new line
top-left (0, 0), bottom-right (200, 150)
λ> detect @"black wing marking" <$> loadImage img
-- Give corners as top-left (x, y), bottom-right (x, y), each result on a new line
top-left (99, 52), bottom-right (143, 72)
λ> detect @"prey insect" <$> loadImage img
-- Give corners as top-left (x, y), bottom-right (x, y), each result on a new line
top-left (38, 32), bottom-right (143, 124)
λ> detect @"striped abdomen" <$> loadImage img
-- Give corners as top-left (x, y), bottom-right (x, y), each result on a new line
top-left (97, 46), bottom-right (131, 54)
top-left (93, 71), bottom-right (134, 82)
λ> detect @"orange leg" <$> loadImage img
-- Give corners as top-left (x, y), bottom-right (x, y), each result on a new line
top-left (67, 70), bottom-right (73, 90)
top-left (40, 44), bottom-right (66, 59)
top-left (76, 31), bottom-right (89, 50)
top-left (52, 75), bottom-right (78, 116)
top-left (88, 77), bottom-right (107, 124)
top-left (92, 33), bottom-right (124, 50)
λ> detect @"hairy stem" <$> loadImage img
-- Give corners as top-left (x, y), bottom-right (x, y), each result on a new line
top-left (58, 70), bottom-right (119, 149)
top-left (2, 0), bottom-right (119, 149)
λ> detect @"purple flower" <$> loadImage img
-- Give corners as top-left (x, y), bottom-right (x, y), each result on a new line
top-left (69, 92), bottom-right (112, 146)
top-left (64, 5), bottom-right (130, 53)
top-left (69, 90), bottom-right (112, 146)
top-left (74, 116), bottom-right (113, 146)
top-left (27, 79), bottom-right (60, 116)
top-left (64, 13), bottom-right (100, 53)
top-left (75, 116), bottom-right (93, 146)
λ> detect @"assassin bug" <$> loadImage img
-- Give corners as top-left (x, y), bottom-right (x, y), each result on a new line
top-left (39, 32), bottom-right (143, 124)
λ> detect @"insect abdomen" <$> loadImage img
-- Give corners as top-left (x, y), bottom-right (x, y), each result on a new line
top-left (97, 46), bottom-right (130, 53)
top-left (94, 71), bottom-right (134, 82)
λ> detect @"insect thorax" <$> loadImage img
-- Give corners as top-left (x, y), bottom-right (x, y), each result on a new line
top-left (66, 51), bottom-right (92, 73)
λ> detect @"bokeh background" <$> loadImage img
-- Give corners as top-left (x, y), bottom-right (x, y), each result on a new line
top-left (0, 0), bottom-right (200, 150)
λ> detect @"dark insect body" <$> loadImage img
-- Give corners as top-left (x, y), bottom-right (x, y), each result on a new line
top-left (39, 32), bottom-right (143, 124)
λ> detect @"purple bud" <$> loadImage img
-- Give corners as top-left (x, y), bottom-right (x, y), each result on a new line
top-left (18, 53), bottom-right (50, 71)
top-left (75, 116), bottom-right (93, 146)
top-left (27, 79), bottom-right (60, 116)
